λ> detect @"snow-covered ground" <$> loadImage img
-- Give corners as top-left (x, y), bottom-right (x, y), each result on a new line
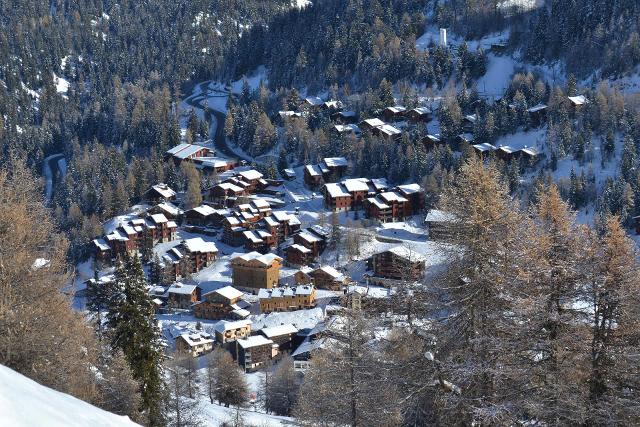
top-left (0, 364), bottom-right (139, 427)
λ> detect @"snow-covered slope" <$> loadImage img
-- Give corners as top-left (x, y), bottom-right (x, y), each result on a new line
top-left (0, 365), bottom-right (139, 427)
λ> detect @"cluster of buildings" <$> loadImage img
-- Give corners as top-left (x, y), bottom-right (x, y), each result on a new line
top-left (92, 184), bottom-right (182, 265)
top-left (322, 177), bottom-right (425, 221)
top-left (165, 143), bottom-right (235, 174)
top-left (303, 157), bottom-right (349, 188)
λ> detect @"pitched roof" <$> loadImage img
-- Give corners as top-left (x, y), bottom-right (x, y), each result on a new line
top-left (237, 335), bottom-right (274, 349)
top-left (324, 183), bottom-right (350, 198)
top-left (233, 251), bottom-right (282, 266)
top-left (314, 265), bottom-right (344, 280)
top-left (207, 285), bottom-right (244, 300)
top-left (323, 157), bottom-right (348, 167)
top-left (260, 324), bottom-right (298, 338)
top-left (167, 283), bottom-right (198, 295)
top-left (215, 319), bottom-right (252, 332)
top-left (149, 183), bottom-right (176, 199)
top-left (183, 237), bottom-right (218, 254)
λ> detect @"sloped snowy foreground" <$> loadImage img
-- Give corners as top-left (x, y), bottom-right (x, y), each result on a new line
top-left (0, 365), bottom-right (139, 427)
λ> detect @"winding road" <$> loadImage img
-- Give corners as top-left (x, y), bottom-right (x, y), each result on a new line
top-left (183, 81), bottom-right (250, 163)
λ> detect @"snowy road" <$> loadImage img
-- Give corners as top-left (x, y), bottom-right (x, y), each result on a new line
top-left (42, 153), bottom-right (65, 204)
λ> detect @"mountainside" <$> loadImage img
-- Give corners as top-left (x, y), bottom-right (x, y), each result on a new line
top-left (0, 365), bottom-right (139, 427)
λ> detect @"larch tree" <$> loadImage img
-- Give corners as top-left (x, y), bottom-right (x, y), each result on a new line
top-left (582, 217), bottom-right (640, 424)
top-left (0, 163), bottom-right (102, 404)
top-left (426, 157), bottom-right (534, 424)
top-left (294, 311), bottom-right (402, 427)
top-left (107, 254), bottom-right (166, 426)
top-left (182, 162), bottom-right (202, 210)
top-left (516, 183), bottom-right (590, 423)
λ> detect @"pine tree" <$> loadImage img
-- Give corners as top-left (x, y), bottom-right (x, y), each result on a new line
top-left (107, 254), bottom-right (166, 426)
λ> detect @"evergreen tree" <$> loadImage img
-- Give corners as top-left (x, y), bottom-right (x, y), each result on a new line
top-left (107, 254), bottom-right (165, 426)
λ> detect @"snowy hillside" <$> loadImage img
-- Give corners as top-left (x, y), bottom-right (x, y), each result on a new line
top-left (0, 365), bottom-right (139, 427)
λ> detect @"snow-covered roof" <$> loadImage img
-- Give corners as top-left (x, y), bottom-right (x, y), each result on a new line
top-left (383, 246), bottom-right (428, 262)
top-left (473, 143), bottom-right (497, 152)
top-left (464, 114), bottom-right (478, 123)
top-left (288, 243), bottom-right (312, 254)
top-left (237, 335), bottom-right (274, 349)
top-left (93, 238), bottom-right (110, 251)
top-left (183, 237), bottom-right (218, 254)
top-left (260, 324), bottom-right (298, 338)
top-left (150, 183), bottom-right (176, 199)
top-left (370, 178), bottom-right (388, 191)
top-left (367, 197), bottom-right (390, 209)
top-left (156, 201), bottom-right (183, 216)
top-left (568, 95), bottom-right (587, 105)
top-left (498, 145), bottom-right (518, 154)
top-left (297, 231), bottom-right (322, 243)
top-left (233, 251), bottom-right (282, 266)
top-left (193, 156), bottom-right (230, 169)
top-left (380, 191), bottom-right (409, 203)
top-left (314, 265), bottom-right (344, 280)
top-left (323, 157), bottom-right (348, 167)
top-left (216, 182), bottom-right (244, 193)
top-left (325, 183), bottom-right (350, 198)
top-left (304, 96), bottom-right (324, 106)
top-left (342, 178), bottom-right (370, 193)
top-left (207, 285), bottom-right (244, 300)
top-left (385, 106), bottom-right (406, 114)
top-left (396, 183), bottom-right (421, 195)
top-left (215, 319), bottom-right (252, 332)
top-left (323, 100), bottom-right (343, 109)
top-left (166, 143), bottom-right (191, 155)
top-left (411, 106), bottom-right (432, 115)
top-left (232, 308), bottom-right (251, 318)
top-left (361, 118), bottom-right (385, 128)
top-left (251, 199), bottom-right (271, 209)
top-left (238, 169), bottom-right (263, 181)
top-left (378, 124), bottom-right (401, 136)
top-left (178, 332), bottom-right (214, 347)
top-left (150, 213), bottom-right (168, 224)
top-left (243, 230), bottom-right (264, 243)
top-left (458, 133), bottom-right (474, 142)
top-left (305, 164), bottom-right (323, 177)
top-left (167, 283), bottom-right (198, 295)
top-left (291, 337), bottom-right (325, 358)
top-left (191, 205), bottom-right (216, 216)
top-left (167, 143), bottom-right (209, 160)
top-left (337, 110), bottom-right (356, 117)
top-left (334, 124), bottom-right (361, 134)
top-left (258, 285), bottom-right (314, 299)
top-left (520, 146), bottom-right (540, 156)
